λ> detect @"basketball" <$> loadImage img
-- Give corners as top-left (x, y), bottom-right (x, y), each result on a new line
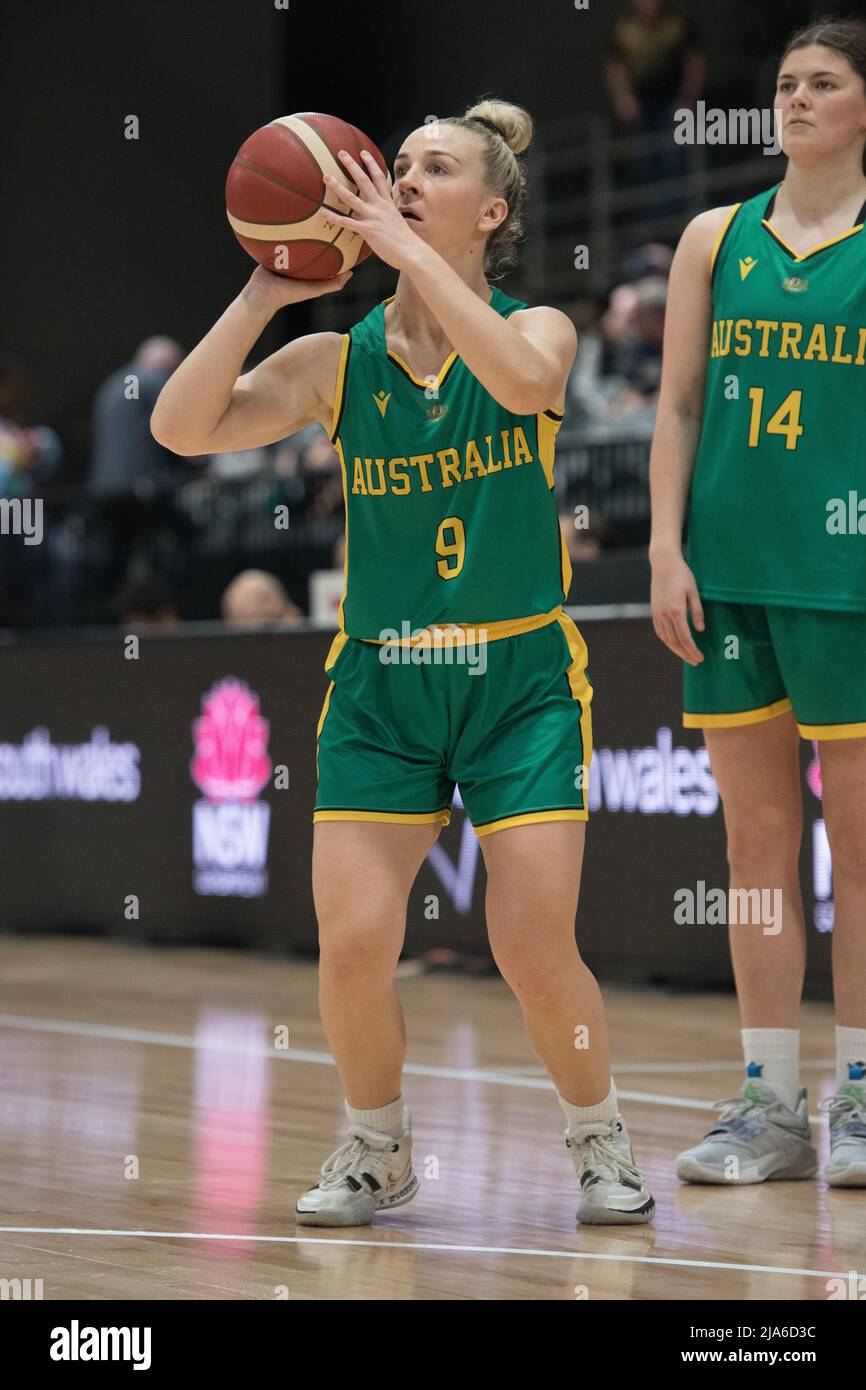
top-left (225, 112), bottom-right (390, 280)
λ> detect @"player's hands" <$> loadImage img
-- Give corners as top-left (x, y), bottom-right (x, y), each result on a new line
top-left (240, 264), bottom-right (353, 315)
top-left (650, 549), bottom-right (705, 666)
top-left (323, 149), bottom-right (421, 271)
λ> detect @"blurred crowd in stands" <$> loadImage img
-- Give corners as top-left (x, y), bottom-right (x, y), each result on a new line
top-left (0, 238), bottom-right (671, 629)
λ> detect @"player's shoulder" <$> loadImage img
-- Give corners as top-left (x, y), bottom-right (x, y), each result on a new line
top-left (672, 203), bottom-right (747, 285)
top-left (681, 204), bottom-right (742, 252)
top-left (508, 304), bottom-right (577, 348)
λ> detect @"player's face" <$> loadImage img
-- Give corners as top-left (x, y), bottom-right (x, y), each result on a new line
top-left (776, 46), bottom-right (866, 166)
top-left (391, 126), bottom-right (507, 257)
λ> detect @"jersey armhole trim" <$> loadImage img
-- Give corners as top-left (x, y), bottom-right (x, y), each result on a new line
top-left (328, 333), bottom-right (351, 442)
top-left (710, 203), bottom-right (743, 282)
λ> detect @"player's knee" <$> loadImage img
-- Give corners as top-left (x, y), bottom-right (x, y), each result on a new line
top-left (316, 903), bottom-right (403, 977)
top-left (821, 818), bottom-right (866, 884)
top-left (724, 813), bottom-right (801, 876)
top-left (492, 937), bottom-right (571, 1003)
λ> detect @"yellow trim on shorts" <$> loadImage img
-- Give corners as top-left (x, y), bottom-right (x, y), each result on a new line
top-left (556, 610), bottom-right (593, 801)
top-left (312, 808), bottom-right (452, 826)
top-left (683, 697), bottom-right (792, 729)
top-left (358, 605), bottom-right (563, 649)
top-left (797, 719), bottom-right (866, 741)
top-left (474, 613), bottom-right (594, 837)
top-left (474, 809), bottom-right (588, 837)
top-left (323, 627), bottom-right (350, 674)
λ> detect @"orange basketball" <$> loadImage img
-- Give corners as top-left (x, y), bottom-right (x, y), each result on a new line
top-left (225, 112), bottom-right (389, 280)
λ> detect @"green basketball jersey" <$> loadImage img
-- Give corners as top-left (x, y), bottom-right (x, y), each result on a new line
top-left (327, 287), bottom-right (572, 638)
top-left (688, 183), bottom-right (866, 612)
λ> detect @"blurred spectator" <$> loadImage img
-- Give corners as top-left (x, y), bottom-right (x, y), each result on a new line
top-left (602, 282), bottom-right (641, 346)
top-left (605, 0), bottom-right (706, 219)
top-left (0, 358), bottom-right (62, 498)
top-left (209, 444), bottom-right (273, 481)
top-left (560, 508), bottom-right (614, 563)
top-left (221, 569), bottom-right (303, 628)
top-left (87, 337), bottom-right (200, 591)
top-left (116, 571), bottom-right (181, 629)
top-left (619, 241), bottom-right (674, 282)
top-left (569, 274), bottom-right (667, 428)
top-left (564, 294), bottom-right (610, 425)
top-left (614, 275), bottom-right (667, 400)
top-left (298, 426), bottom-right (344, 521)
top-left (88, 337), bottom-right (193, 497)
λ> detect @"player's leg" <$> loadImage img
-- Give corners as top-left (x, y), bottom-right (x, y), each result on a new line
top-left (301, 635), bottom-right (452, 1225)
top-left (456, 617), bottom-right (652, 1223)
top-left (814, 736), bottom-right (866, 1185)
top-left (480, 817), bottom-right (653, 1224)
top-left (296, 817), bottom-right (441, 1226)
top-left (480, 819), bottom-right (606, 1099)
top-left (312, 817), bottom-right (441, 1106)
top-left (674, 597), bottom-right (819, 1181)
top-left (674, 711), bottom-right (817, 1182)
top-left (704, 711), bottom-right (806, 1033)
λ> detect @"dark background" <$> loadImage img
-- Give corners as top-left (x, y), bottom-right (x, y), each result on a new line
top-left (0, 0), bottom-right (840, 440)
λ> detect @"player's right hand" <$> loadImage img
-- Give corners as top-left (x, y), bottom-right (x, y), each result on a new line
top-left (241, 264), bottom-right (353, 313)
top-left (650, 549), bottom-right (705, 666)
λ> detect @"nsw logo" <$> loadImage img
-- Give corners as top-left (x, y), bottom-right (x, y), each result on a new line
top-left (191, 678), bottom-right (272, 898)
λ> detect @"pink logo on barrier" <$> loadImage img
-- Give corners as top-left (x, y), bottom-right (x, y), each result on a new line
top-left (190, 678), bottom-right (272, 802)
top-left (806, 739), bottom-right (822, 801)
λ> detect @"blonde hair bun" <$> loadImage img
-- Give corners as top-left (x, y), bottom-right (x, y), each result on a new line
top-left (463, 99), bottom-right (533, 155)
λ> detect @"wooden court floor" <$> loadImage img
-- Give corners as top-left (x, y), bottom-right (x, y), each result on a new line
top-left (0, 935), bottom-right (861, 1301)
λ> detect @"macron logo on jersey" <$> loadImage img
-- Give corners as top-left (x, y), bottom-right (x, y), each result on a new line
top-left (373, 389), bottom-right (391, 418)
top-left (739, 256), bottom-right (758, 280)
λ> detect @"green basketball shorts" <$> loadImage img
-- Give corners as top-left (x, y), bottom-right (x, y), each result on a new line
top-left (314, 612), bottom-right (593, 836)
top-left (683, 598), bottom-right (866, 740)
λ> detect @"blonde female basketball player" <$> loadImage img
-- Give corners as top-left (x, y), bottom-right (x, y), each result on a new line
top-left (651, 18), bottom-right (866, 1187)
top-left (153, 98), bottom-right (654, 1226)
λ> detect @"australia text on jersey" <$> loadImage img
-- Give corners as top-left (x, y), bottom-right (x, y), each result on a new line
top-left (710, 318), bottom-right (866, 363)
top-left (346, 425), bottom-right (536, 497)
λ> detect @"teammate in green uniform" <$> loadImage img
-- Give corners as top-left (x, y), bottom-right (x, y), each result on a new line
top-left (651, 18), bottom-right (866, 1187)
top-left (152, 97), bottom-right (655, 1228)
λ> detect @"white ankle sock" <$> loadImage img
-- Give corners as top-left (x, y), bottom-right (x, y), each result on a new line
top-left (835, 1026), bottom-right (866, 1091)
top-left (741, 1028), bottom-right (800, 1110)
top-left (344, 1094), bottom-right (406, 1138)
top-left (558, 1081), bottom-right (618, 1132)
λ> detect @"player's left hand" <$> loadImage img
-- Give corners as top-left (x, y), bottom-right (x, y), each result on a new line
top-left (323, 150), bottom-right (421, 271)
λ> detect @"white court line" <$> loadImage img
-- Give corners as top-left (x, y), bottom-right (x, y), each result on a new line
top-left (501, 1061), bottom-right (837, 1075)
top-left (0, 1013), bottom-right (828, 1122)
top-left (0, 1226), bottom-right (843, 1284)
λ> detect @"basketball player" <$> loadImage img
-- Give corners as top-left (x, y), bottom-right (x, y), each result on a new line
top-left (650, 18), bottom-right (866, 1186)
top-left (152, 99), bottom-right (655, 1226)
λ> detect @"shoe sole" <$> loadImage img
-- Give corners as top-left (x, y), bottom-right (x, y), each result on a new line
top-left (295, 1173), bottom-right (419, 1227)
top-left (577, 1197), bottom-right (655, 1226)
top-left (826, 1163), bottom-right (866, 1188)
top-left (676, 1152), bottom-right (818, 1185)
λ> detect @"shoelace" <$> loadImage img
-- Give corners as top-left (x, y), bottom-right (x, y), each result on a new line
top-left (317, 1129), bottom-right (395, 1190)
top-left (708, 1095), bottom-right (767, 1129)
top-left (817, 1093), bottom-right (866, 1130)
top-left (571, 1129), bottom-right (643, 1186)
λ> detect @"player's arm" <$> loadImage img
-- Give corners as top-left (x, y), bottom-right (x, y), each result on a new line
top-left (401, 240), bottom-right (576, 414)
top-left (150, 267), bottom-right (350, 456)
top-left (507, 307), bottom-right (577, 413)
top-left (649, 204), bottom-right (734, 664)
